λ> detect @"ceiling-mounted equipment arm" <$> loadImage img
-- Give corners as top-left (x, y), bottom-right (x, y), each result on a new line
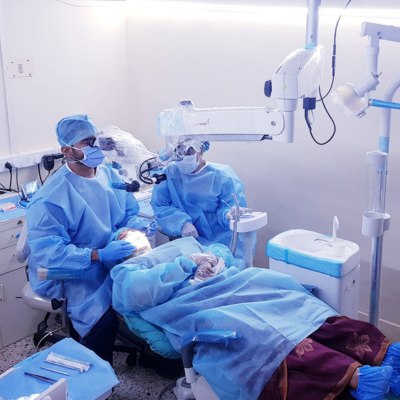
top-left (306, 0), bottom-right (321, 46)
top-left (157, 0), bottom-right (323, 148)
top-left (158, 100), bottom-right (288, 142)
top-left (158, 43), bottom-right (324, 145)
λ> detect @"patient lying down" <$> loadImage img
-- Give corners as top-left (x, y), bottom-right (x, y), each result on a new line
top-left (111, 237), bottom-right (400, 400)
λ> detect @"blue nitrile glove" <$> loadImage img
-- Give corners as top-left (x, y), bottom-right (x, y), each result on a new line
top-left (98, 240), bottom-right (136, 262)
top-left (225, 206), bottom-right (250, 220)
top-left (181, 222), bottom-right (199, 238)
top-left (111, 227), bottom-right (129, 242)
top-left (146, 221), bottom-right (158, 237)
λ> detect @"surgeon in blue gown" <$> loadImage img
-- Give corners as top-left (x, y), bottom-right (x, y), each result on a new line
top-left (26, 114), bottom-right (153, 365)
top-left (151, 139), bottom-right (256, 262)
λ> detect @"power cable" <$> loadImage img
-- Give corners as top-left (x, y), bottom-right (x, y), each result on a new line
top-left (306, 0), bottom-right (353, 145)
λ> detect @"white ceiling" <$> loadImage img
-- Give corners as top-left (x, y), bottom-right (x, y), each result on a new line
top-left (167, 0), bottom-right (398, 9)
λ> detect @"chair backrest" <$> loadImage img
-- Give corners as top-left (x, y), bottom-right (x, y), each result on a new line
top-left (17, 221), bottom-right (56, 311)
top-left (19, 221), bottom-right (68, 336)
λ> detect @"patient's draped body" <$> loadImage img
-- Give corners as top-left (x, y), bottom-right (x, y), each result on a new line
top-left (111, 238), bottom-right (338, 400)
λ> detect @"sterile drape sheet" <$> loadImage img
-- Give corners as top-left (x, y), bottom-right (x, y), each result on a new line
top-left (0, 338), bottom-right (118, 400)
top-left (111, 237), bottom-right (337, 400)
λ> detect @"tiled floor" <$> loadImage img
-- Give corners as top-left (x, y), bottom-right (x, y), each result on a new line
top-left (0, 335), bottom-right (177, 399)
top-left (2, 336), bottom-right (400, 400)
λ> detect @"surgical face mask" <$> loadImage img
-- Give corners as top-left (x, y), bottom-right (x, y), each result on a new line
top-left (176, 154), bottom-right (199, 175)
top-left (71, 145), bottom-right (105, 168)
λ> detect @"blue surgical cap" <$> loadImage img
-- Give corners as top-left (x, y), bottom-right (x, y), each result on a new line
top-left (56, 114), bottom-right (97, 146)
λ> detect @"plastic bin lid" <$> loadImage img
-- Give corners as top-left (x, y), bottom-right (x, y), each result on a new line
top-left (266, 229), bottom-right (360, 277)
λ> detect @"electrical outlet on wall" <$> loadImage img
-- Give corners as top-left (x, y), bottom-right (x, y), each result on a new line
top-left (0, 148), bottom-right (59, 173)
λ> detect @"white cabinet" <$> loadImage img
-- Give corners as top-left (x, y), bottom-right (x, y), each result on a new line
top-left (0, 194), bottom-right (44, 348)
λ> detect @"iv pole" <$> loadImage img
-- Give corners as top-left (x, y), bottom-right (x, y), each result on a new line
top-left (363, 74), bottom-right (400, 326)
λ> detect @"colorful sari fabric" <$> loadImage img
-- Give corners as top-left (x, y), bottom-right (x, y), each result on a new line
top-left (258, 316), bottom-right (391, 400)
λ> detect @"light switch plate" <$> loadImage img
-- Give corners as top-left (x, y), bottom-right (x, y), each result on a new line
top-left (8, 58), bottom-right (34, 78)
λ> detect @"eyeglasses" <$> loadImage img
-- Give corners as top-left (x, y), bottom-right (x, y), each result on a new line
top-left (174, 144), bottom-right (196, 159)
top-left (79, 136), bottom-right (97, 147)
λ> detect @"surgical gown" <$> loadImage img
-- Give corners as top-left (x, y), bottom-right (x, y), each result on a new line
top-left (151, 162), bottom-right (256, 261)
top-left (27, 164), bottom-right (144, 337)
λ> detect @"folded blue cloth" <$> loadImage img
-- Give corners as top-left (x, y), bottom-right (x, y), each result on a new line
top-left (350, 365), bottom-right (392, 400)
top-left (382, 342), bottom-right (400, 396)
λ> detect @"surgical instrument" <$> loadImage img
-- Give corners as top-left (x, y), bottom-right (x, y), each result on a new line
top-left (24, 371), bottom-right (58, 384)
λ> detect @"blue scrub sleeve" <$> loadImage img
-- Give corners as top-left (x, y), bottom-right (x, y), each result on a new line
top-left (151, 181), bottom-right (191, 237)
top-left (118, 191), bottom-right (141, 229)
top-left (215, 174), bottom-right (247, 229)
top-left (117, 192), bottom-right (156, 233)
top-left (111, 256), bottom-right (197, 315)
top-left (28, 202), bottom-right (92, 275)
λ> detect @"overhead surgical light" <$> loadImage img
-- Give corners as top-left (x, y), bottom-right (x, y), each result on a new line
top-left (332, 22), bottom-right (400, 118)
top-left (332, 79), bottom-right (400, 118)
top-left (331, 78), bottom-right (376, 118)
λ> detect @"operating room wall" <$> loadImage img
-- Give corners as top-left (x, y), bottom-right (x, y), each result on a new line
top-left (126, 6), bottom-right (400, 337)
top-left (0, 1), bottom-right (398, 338)
top-left (0, 0), bottom-right (131, 184)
